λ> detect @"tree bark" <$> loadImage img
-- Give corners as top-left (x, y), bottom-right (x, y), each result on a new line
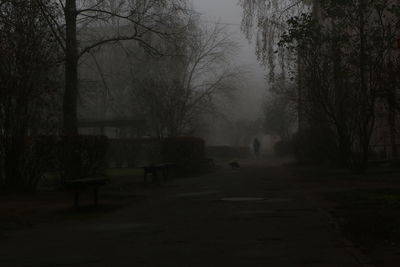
top-left (64, 0), bottom-right (78, 135)
top-left (388, 65), bottom-right (398, 160)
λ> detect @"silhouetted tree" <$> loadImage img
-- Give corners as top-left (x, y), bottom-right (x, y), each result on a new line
top-left (263, 79), bottom-right (297, 141)
top-left (241, 0), bottom-right (400, 169)
top-left (131, 22), bottom-right (242, 137)
top-left (0, 0), bottom-right (61, 190)
top-left (36, 0), bottom-right (190, 135)
top-left (279, 0), bottom-right (400, 169)
top-left (240, 0), bottom-right (309, 82)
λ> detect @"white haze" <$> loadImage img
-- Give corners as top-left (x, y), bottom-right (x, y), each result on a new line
top-left (191, 0), bottom-right (267, 120)
top-left (191, 0), bottom-right (268, 146)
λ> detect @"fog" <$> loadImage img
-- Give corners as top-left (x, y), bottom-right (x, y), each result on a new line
top-left (2, 2), bottom-right (400, 265)
top-left (191, 0), bottom-right (268, 147)
top-left (192, 0), bottom-right (267, 119)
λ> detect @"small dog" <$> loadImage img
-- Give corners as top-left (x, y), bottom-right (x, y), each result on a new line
top-left (229, 161), bottom-right (240, 168)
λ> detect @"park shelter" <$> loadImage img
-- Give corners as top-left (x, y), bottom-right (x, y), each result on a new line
top-left (78, 119), bottom-right (146, 138)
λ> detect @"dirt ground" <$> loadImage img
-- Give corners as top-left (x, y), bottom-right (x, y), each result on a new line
top-left (0, 157), bottom-right (398, 266)
top-left (289, 163), bottom-right (400, 267)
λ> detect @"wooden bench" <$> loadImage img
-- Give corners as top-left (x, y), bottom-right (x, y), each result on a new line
top-left (141, 162), bottom-right (177, 184)
top-left (63, 177), bottom-right (109, 209)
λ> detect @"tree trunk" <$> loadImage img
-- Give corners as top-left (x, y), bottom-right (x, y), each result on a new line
top-left (4, 142), bottom-right (23, 190)
top-left (389, 83), bottom-right (398, 160)
top-left (63, 0), bottom-right (78, 135)
top-left (358, 0), bottom-right (371, 171)
top-left (388, 58), bottom-right (398, 160)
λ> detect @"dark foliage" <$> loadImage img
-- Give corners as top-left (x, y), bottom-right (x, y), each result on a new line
top-left (161, 136), bottom-right (206, 174)
top-left (107, 137), bottom-right (207, 174)
top-left (0, 135), bottom-right (109, 192)
top-left (273, 140), bottom-right (293, 157)
top-left (0, 136), bottom-right (58, 192)
top-left (206, 146), bottom-right (251, 159)
top-left (58, 135), bottom-right (109, 180)
top-left (293, 127), bottom-right (340, 165)
top-left (22, 136), bottom-right (58, 191)
top-left (161, 137), bottom-right (205, 163)
top-left (107, 138), bottom-right (162, 168)
top-left (0, 0), bottom-right (61, 192)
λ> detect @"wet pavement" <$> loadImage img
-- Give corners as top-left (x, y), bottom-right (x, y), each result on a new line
top-left (0, 159), bottom-right (366, 266)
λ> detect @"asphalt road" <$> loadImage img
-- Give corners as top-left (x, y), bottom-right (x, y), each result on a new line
top-left (0, 159), bottom-right (364, 267)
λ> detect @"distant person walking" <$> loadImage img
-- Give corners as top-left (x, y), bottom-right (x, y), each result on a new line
top-left (253, 138), bottom-right (261, 157)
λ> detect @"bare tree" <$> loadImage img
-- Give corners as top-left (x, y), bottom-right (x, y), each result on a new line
top-left (239, 0), bottom-right (309, 81)
top-left (280, 0), bottom-right (400, 169)
top-left (131, 22), bottom-right (242, 138)
top-left (36, 0), bottom-right (190, 135)
top-left (263, 78), bottom-right (297, 141)
top-left (239, 0), bottom-right (311, 153)
top-left (0, 0), bottom-right (61, 190)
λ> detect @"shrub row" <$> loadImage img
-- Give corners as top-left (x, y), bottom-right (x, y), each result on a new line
top-left (19, 135), bottom-right (109, 191)
top-left (273, 140), bottom-right (293, 157)
top-left (107, 137), bottom-right (206, 170)
top-left (8, 135), bottom-right (207, 191)
top-left (205, 146), bottom-right (251, 159)
top-left (57, 135), bottom-right (109, 179)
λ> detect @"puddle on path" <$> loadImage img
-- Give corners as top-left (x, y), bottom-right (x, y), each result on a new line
top-left (92, 223), bottom-right (146, 231)
top-left (264, 198), bottom-right (292, 203)
top-left (220, 197), bottom-right (292, 203)
top-left (235, 210), bottom-right (274, 215)
top-left (221, 197), bottom-right (265, 202)
top-left (20, 258), bottom-right (101, 267)
top-left (176, 191), bottom-right (220, 197)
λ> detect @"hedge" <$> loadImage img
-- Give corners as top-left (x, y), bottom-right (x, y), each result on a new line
top-left (1, 135), bottom-right (109, 191)
top-left (107, 136), bottom-right (206, 171)
top-left (57, 135), bottom-right (109, 180)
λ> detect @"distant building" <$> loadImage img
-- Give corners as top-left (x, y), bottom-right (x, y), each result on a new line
top-left (77, 24), bottom-right (148, 138)
top-left (78, 118), bottom-right (147, 138)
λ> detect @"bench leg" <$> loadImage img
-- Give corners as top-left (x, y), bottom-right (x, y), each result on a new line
top-left (94, 187), bottom-right (99, 207)
top-left (144, 170), bottom-right (148, 185)
top-left (162, 168), bottom-right (168, 181)
top-left (74, 190), bottom-right (80, 209)
top-left (153, 170), bottom-right (161, 184)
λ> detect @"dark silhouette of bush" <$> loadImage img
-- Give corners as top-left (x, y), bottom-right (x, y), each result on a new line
top-left (293, 127), bottom-right (339, 164)
top-left (15, 136), bottom-right (58, 192)
top-left (107, 137), bottom-right (207, 174)
top-left (57, 135), bottom-right (109, 180)
top-left (162, 137), bottom-right (205, 162)
top-left (1, 135), bottom-right (108, 192)
top-left (206, 146), bottom-right (251, 159)
top-left (273, 140), bottom-right (293, 157)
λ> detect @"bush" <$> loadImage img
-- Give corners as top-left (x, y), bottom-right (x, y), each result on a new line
top-left (0, 135), bottom-right (109, 192)
top-left (273, 140), bottom-right (293, 157)
top-left (161, 137), bottom-right (206, 174)
top-left (206, 146), bottom-right (251, 158)
top-left (19, 135), bottom-right (58, 191)
top-left (57, 135), bottom-right (109, 180)
top-left (107, 137), bottom-right (206, 167)
top-left (293, 127), bottom-right (339, 164)
top-left (106, 136), bottom-right (207, 174)
top-left (107, 138), bottom-right (161, 168)
top-left (162, 137), bottom-right (205, 163)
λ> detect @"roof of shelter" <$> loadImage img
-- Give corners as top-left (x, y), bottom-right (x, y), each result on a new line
top-left (78, 119), bottom-right (145, 128)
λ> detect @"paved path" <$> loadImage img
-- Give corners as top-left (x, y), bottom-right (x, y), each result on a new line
top-left (0, 159), bottom-right (363, 266)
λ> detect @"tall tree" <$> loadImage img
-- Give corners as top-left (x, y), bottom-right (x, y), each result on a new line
top-left (0, 0), bottom-right (60, 190)
top-left (240, 0), bottom-right (309, 81)
top-left (131, 22), bottom-right (241, 137)
top-left (37, 0), bottom-right (190, 135)
top-left (279, 0), bottom-right (400, 168)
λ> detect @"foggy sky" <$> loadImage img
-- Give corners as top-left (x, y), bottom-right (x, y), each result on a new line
top-left (191, 0), bottom-right (267, 120)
